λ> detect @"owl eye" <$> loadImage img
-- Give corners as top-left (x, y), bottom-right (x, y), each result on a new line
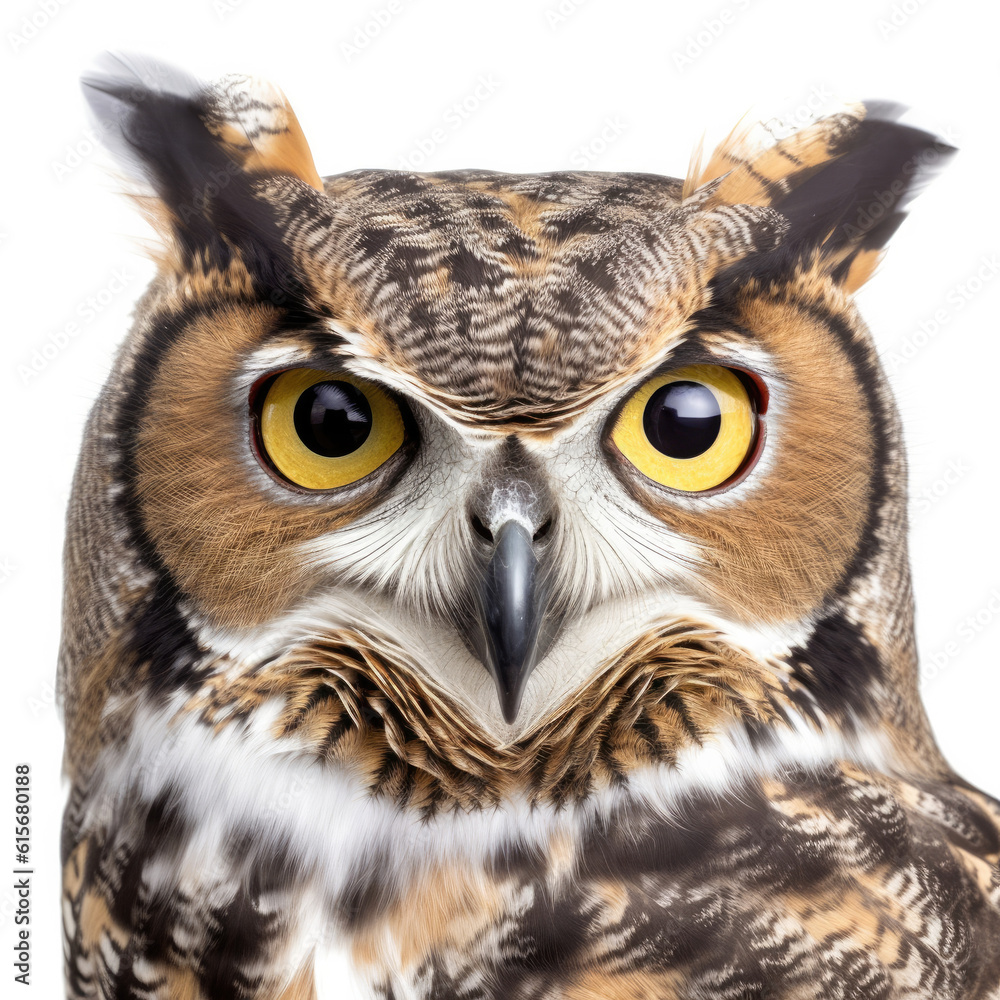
top-left (610, 364), bottom-right (757, 492)
top-left (255, 367), bottom-right (405, 490)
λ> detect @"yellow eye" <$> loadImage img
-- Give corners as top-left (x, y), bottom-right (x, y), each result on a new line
top-left (610, 364), bottom-right (756, 493)
top-left (256, 368), bottom-right (405, 490)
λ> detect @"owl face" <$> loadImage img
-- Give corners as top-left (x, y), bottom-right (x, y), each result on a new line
top-left (131, 203), bottom-right (871, 737)
top-left (64, 58), bottom-right (951, 769)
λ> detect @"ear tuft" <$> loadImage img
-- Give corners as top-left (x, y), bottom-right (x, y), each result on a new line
top-left (771, 103), bottom-right (954, 261)
top-left (692, 102), bottom-right (955, 293)
top-left (81, 52), bottom-right (325, 273)
top-left (81, 53), bottom-right (205, 191)
top-left (199, 73), bottom-right (324, 192)
top-left (684, 105), bottom-right (867, 207)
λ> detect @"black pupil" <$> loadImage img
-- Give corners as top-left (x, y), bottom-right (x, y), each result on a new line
top-left (292, 381), bottom-right (372, 457)
top-left (642, 381), bottom-right (721, 459)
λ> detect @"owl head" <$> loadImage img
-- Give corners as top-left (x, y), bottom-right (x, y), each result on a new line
top-left (61, 55), bottom-right (954, 802)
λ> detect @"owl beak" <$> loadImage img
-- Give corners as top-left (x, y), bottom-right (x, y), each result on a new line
top-left (477, 519), bottom-right (551, 724)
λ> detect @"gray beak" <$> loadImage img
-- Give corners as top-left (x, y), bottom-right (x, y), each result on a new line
top-left (475, 519), bottom-right (553, 724)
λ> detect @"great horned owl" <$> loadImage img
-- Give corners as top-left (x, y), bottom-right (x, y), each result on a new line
top-left (60, 54), bottom-right (1000, 999)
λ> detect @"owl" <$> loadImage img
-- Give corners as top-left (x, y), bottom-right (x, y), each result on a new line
top-left (59, 53), bottom-right (1000, 1000)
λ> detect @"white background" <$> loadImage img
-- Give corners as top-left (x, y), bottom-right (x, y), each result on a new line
top-left (2, 0), bottom-right (998, 994)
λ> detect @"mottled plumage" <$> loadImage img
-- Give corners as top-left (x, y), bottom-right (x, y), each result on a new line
top-left (59, 54), bottom-right (999, 999)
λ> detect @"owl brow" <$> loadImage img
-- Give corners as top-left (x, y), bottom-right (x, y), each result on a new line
top-left (686, 307), bottom-right (758, 341)
top-left (640, 329), bottom-right (763, 382)
top-left (266, 321), bottom-right (350, 356)
top-left (240, 323), bottom-right (354, 377)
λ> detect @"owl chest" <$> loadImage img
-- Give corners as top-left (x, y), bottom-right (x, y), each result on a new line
top-left (303, 789), bottom-right (997, 1000)
top-left (80, 705), bottom-right (1000, 999)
